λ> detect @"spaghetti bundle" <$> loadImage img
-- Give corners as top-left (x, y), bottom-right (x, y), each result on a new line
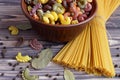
top-left (53, 0), bottom-right (120, 77)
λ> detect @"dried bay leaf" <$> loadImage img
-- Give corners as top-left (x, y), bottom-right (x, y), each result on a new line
top-left (64, 69), bottom-right (75, 80)
top-left (31, 48), bottom-right (53, 69)
top-left (38, 48), bottom-right (53, 59)
top-left (31, 58), bottom-right (42, 69)
top-left (16, 24), bottom-right (32, 30)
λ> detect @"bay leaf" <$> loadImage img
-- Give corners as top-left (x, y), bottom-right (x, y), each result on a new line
top-left (31, 48), bottom-right (53, 69)
top-left (38, 48), bottom-right (53, 59)
top-left (16, 24), bottom-right (32, 30)
top-left (64, 69), bottom-right (75, 80)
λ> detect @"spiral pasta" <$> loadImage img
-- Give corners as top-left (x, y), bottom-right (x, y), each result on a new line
top-left (58, 14), bottom-right (71, 25)
top-left (39, 0), bottom-right (48, 4)
top-left (43, 11), bottom-right (58, 24)
top-left (25, 0), bottom-right (93, 25)
top-left (8, 26), bottom-right (19, 35)
top-left (16, 52), bottom-right (31, 63)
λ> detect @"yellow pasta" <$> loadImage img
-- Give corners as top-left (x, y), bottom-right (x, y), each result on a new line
top-left (53, 0), bottom-right (120, 77)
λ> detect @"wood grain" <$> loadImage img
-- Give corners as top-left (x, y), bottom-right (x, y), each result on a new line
top-left (0, 0), bottom-right (120, 80)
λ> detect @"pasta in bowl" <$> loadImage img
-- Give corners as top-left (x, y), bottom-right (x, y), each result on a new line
top-left (21, 0), bottom-right (97, 42)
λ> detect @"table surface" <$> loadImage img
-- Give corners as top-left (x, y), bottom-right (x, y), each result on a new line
top-left (0, 0), bottom-right (120, 80)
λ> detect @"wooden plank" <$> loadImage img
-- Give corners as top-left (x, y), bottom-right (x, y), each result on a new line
top-left (0, 0), bottom-right (120, 80)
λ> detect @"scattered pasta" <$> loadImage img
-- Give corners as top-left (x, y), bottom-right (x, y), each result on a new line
top-left (22, 68), bottom-right (39, 80)
top-left (8, 26), bottom-right (19, 35)
top-left (16, 52), bottom-right (31, 63)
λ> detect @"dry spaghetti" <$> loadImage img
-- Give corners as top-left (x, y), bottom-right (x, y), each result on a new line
top-left (53, 0), bottom-right (120, 77)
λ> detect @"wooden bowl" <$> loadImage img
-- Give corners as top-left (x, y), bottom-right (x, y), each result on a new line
top-left (21, 0), bottom-right (97, 42)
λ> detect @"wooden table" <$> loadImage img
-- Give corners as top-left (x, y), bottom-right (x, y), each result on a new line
top-left (0, 0), bottom-right (120, 80)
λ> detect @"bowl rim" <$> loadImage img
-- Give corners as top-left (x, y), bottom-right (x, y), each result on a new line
top-left (21, 0), bottom-right (97, 28)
